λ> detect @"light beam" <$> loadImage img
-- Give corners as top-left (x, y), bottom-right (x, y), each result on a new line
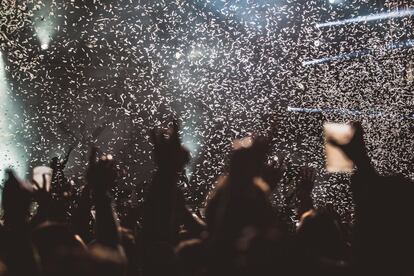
top-left (0, 51), bottom-right (27, 184)
top-left (317, 8), bottom-right (414, 28)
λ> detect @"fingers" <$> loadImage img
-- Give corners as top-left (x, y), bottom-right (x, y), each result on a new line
top-left (5, 169), bottom-right (14, 179)
top-left (298, 166), bottom-right (316, 188)
top-left (172, 119), bottom-right (179, 134)
top-left (350, 121), bottom-right (364, 141)
top-left (150, 128), bottom-right (159, 147)
top-left (5, 169), bottom-right (20, 186)
top-left (89, 146), bottom-right (99, 165)
top-left (327, 137), bottom-right (343, 149)
top-left (350, 121), bottom-right (362, 132)
top-left (170, 119), bottom-right (180, 144)
top-left (42, 174), bottom-right (47, 190)
top-left (32, 174), bottom-right (48, 192)
top-left (98, 156), bottom-right (116, 174)
top-left (32, 179), bottom-right (41, 191)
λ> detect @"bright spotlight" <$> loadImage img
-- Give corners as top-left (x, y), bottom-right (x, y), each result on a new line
top-left (34, 3), bottom-right (58, 50)
top-left (0, 51), bottom-right (27, 184)
top-left (35, 22), bottom-right (52, 50)
top-left (328, 0), bottom-right (343, 4)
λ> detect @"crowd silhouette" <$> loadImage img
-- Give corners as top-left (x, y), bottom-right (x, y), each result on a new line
top-left (0, 120), bottom-right (413, 276)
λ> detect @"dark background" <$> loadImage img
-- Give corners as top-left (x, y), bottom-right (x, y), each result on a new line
top-left (1, 0), bottom-right (413, 218)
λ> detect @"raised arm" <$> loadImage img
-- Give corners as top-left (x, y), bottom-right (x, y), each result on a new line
top-left (143, 121), bottom-right (204, 244)
top-left (296, 166), bottom-right (316, 218)
top-left (86, 147), bottom-right (120, 249)
top-left (61, 145), bottom-right (75, 168)
top-left (1, 170), bottom-right (40, 276)
top-left (328, 122), bottom-right (375, 175)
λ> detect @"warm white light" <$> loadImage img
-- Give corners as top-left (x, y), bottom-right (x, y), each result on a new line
top-left (33, 166), bottom-right (53, 190)
top-left (41, 43), bottom-right (49, 50)
top-left (35, 23), bottom-right (52, 50)
top-left (34, 3), bottom-right (58, 51)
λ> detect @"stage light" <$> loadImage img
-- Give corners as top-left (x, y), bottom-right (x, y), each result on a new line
top-left (35, 22), bottom-right (52, 50)
top-left (41, 43), bottom-right (49, 50)
top-left (33, 2), bottom-right (57, 51)
top-left (303, 39), bottom-right (414, 66)
top-left (317, 8), bottom-right (414, 28)
top-left (328, 0), bottom-right (344, 5)
top-left (0, 51), bottom-right (27, 184)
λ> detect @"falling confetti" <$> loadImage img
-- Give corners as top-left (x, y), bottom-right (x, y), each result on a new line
top-left (0, 0), bottom-right (413, 221)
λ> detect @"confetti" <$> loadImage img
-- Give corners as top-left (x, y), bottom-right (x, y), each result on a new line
top-left (0, 0), bottom-right (413, 221)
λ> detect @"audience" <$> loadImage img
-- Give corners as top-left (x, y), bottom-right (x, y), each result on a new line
top-left (0, 120), bottom-right (412, 276)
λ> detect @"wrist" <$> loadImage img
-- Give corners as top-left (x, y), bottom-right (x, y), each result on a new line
top-left (155, 168), bottom-right (180, 181)
top-left (92, 191), bottom-right (111, 206)
top-left (354, 155), bottom-right (374, 172)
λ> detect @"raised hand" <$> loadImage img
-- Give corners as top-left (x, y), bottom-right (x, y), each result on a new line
top-left (296, 166), bottom-right (317, 216)
top-left (297, 166), bottom-right (316, 197)
top-left (32, 174), bottom-right (52, 207)
top-left (86, 147), bottom-right (120, 248)
top-left (151, 120), bottom-right (190, 175)
top-left (1, 169), bottom-right (32, 226)
top-left (61, 144), bottom-right (75, 167)
top-left (86, 147), bottom-right (117, 200)
top-left (327, 122), bottom-right (370, 169)
top-left (261, 156), bottom-right (285, 191)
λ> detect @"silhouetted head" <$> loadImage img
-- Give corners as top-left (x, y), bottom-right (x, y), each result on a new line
top-left (297, 209), bottom-right (345, 260)
top-left (229, 136), bottom-right (269, 181)
top-left (31, 222), bottom-right (87, 274)
top-left (40, 244), bottom-right (126, 276)
top-left (1, 169), bottom-right (32, 225)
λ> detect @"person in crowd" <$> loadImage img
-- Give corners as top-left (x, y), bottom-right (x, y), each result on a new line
top-left (329, 122), bottom-right (414, 276)
top-left (0, 119), bottom-right (412, 276)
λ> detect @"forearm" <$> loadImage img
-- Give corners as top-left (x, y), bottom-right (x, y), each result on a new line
top-left (30, 205), bottom-right (50, 228)
top-left (72, 196), bottom-right (93, 242)
top-left (297, 194), bottom-right (314, 218)
top-left (181, 205), bottom-right (206, 236)
top-left (354, 153), bottom-right (376, 176)
top-left (94, 194), bottom-right (120, 248)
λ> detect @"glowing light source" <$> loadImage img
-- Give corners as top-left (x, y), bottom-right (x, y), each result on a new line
top-left (34, 3), bottom-right (57, 50)
top-left (35, 22), bottom-right (53, 50)
top-left (41, 43), bottom-right (49, 50)
top-left (0, 51), bottom-right (27, 184)
top-left (317, 8), bottom-right (414, 28)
